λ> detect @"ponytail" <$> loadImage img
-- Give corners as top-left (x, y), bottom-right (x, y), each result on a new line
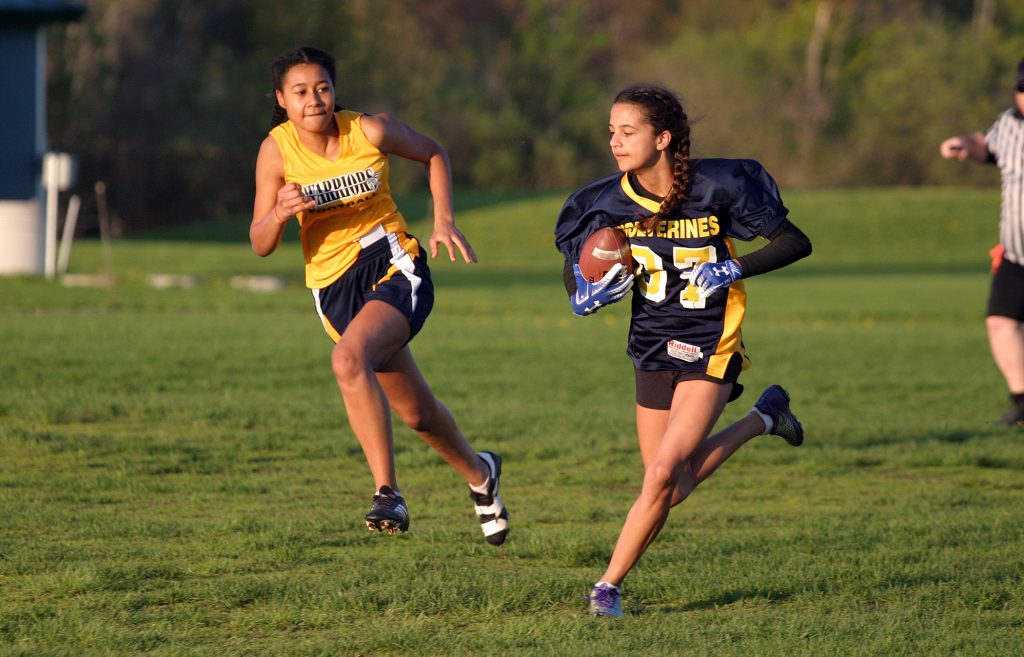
top-left (270, 104), bottom-right (288, 128)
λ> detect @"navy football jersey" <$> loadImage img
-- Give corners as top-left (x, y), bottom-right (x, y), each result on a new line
top-left (554, 158), bottom-right (790, 377)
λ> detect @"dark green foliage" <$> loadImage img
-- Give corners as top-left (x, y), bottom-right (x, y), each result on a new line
top-left (42, 1), bottom-right (1024, 231)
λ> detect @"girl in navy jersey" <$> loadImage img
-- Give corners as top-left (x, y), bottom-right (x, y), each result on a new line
top-left (250, 46), bottom-right (508, 545)
top-left (554, 85), bottom-right (812, 616)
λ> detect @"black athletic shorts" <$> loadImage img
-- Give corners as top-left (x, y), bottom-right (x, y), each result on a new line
top-left (312, 231), bottom-right (434, 344)
top-left (987, 257), bottom-right (1024, 321)
top-left (635, 352), bottom-right (744, 410)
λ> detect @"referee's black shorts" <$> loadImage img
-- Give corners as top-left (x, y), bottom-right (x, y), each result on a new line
top-left (987, 257), bottom-right (1024, 321)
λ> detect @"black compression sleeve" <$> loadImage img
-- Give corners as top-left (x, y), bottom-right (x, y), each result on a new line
top-left (563, 258), bottom-right (577, 294)
top-left (735, 220), bottom-right (812, 278)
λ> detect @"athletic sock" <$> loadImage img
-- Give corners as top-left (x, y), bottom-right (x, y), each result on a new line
top-left (1011, 392), bottom-right (1024, 406)
top-left (753, 408), bottom-right (774, 434)
top-left (468, 477), bottom-right (490, 495)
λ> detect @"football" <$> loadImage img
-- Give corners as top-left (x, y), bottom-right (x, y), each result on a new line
top-left (578, 227), bottom-right (633, 283)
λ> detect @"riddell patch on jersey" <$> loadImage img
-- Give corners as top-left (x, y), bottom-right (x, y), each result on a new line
top-left (667, 339), bottom-right (704, 363)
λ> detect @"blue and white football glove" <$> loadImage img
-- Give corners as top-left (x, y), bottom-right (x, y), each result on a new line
top-left (692, 259), bottom-right (744, 299)
top-left (570, 263), bottom-right (633, 316)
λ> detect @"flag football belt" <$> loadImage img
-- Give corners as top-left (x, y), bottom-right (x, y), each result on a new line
top-left (356, 224), bottom-right (388, 248)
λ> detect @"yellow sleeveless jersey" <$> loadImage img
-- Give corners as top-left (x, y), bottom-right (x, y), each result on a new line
top-left (270, 110), bottom-right (409, 288)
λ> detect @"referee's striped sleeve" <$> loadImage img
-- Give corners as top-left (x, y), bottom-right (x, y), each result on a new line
top-left (987, 110), bottom-right (1024, 265)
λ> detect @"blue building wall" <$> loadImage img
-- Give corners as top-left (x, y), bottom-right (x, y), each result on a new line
top-left (0, 25), bottom-right (41, 200)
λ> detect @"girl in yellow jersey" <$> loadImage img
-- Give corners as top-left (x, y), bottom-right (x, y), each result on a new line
top-left (250, 46), bottom-right (508, 544)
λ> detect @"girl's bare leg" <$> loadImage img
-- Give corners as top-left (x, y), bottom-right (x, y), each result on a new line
top-left (599, 380), bottom-right (732, 587)
top-left (375, 345), bottom-right (488, 486)
top-left (330, 301), bottom-right (413, 491)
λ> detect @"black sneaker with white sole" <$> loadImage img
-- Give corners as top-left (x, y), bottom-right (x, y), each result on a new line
top-left (754, 385), bottom-right (804, 446)
top-left (364, 485), bottom-right (409, 536)
top-left (470, 451), bottom-right (509, 545)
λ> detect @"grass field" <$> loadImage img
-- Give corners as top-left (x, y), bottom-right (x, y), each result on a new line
top-left (1, 187), bottom-right (1022, 656)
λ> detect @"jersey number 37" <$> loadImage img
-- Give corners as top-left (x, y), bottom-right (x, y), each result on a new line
top-left (631, 245), bottom-right (716, 309)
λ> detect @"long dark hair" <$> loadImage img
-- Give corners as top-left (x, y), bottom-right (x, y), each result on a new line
top-left (613, 85), bottom-right (692, 233)
top-left (269, 46), bottom-right (338, 128)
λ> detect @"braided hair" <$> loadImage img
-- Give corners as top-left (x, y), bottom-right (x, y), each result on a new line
top-left (613, 85), bottom-right (692, 233)
top-left (269, 46), bottom-right (338, 128)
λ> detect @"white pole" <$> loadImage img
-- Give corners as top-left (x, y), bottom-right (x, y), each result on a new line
top-left (43, 153), bottom-right (59, 279)
top-left (56, 193), bottom-right (81, 275)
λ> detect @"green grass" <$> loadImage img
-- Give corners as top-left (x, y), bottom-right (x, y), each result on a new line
top-left (1, 187), bottom-right (1022, 656)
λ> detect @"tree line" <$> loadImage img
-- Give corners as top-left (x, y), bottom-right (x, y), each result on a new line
top-left (45, 0), bottom-right (1024, 231)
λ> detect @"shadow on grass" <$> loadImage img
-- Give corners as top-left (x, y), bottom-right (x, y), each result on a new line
top-left (647, 587), bottom-right (799, 614)
top-left (846, 426), bottom-right (1010, 450)
top-left (887, 429), bottom-right (978, 447)
top-left (644, 571), bottom-right (964, 614)
top-left (835, 426), bottom-right (1024, 470)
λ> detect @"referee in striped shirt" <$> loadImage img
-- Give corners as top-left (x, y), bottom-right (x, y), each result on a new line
top-left (940, 57), bottom-right (1024, 427)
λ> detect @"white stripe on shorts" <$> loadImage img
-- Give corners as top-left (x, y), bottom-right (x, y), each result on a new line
top-left (385, 232), bottom-right (422, 312)
top-left (312, 287), bottom-right (327, 325)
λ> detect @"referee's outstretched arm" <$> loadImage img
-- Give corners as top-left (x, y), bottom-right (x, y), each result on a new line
top-left (939, 131), bottom-right (991, 164)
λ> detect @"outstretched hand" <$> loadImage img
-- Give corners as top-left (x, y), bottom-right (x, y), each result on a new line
top-left (430, 222), bottom-right (478, 263)
top-left (570, 263), bottom-right (634, 316)
top-left (939, 132), bottom-right (988, 163)
top-left (939, 136), bottom-right (970, 161)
